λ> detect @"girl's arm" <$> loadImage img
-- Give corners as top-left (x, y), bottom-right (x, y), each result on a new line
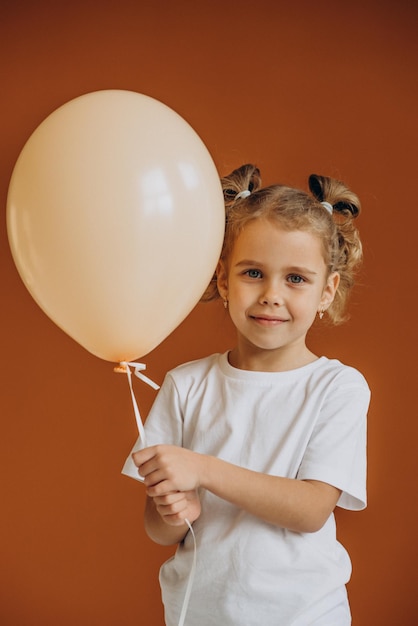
top-left (133, 445), bottom-right (341, 535)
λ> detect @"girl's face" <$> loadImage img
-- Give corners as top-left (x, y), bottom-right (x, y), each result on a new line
top-left (217, 219), bottom-right (339, 371)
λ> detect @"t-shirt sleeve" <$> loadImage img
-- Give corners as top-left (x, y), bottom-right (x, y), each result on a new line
top-left (121, 373), bottom-right (183, 481)
top-left (297, 369), bottom-right (370, 511)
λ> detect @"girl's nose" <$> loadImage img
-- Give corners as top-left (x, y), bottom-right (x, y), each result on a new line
top-left (259, 282), bottom-right (283, 306)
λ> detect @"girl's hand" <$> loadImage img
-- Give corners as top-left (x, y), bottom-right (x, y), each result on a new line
top-left (133, 444), bottom-right (206, 496)
top-left (152, 489), bottom-right (201, 526)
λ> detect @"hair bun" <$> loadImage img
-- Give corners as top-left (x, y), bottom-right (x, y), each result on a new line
top-left (309, 174), bottom-right (360, 218)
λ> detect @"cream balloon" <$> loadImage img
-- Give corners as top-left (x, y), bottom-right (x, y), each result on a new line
top-left (7, 90), bottom-right (225, 362)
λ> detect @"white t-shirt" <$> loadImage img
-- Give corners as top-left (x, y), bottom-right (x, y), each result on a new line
top-left (123, 353), bottom-right (370, 626)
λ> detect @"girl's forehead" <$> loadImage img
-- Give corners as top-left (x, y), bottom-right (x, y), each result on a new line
top-left (228, 220), bottom-right (327, 271)
top-left (233, 220), bottom-right (323, 254)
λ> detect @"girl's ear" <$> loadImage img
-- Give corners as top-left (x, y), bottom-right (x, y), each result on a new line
top-left (216, 260), bottom-right (228, 300)
top-left (320, 271), bottom-right (340, 310)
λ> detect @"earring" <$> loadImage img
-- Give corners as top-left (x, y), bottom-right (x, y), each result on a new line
top-left (318, 307), bottom-right (325, 320)
top-left (223, 299), bottom-right (228, 309)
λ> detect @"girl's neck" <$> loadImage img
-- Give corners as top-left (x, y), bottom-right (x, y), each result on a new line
top-left (228, 343), bottom-right (318, 373)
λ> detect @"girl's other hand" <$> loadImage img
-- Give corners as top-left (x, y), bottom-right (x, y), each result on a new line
top-left (152, 489), bottom-right (201, 526)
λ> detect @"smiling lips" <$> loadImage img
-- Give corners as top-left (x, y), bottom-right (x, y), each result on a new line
top-left (249, 314), bottom-right (288, 325)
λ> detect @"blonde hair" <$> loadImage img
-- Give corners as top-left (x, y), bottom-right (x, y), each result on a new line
top-left (202, 164), bottom-right (363, 324)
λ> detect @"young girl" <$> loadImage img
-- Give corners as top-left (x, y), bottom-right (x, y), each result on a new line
top-left (123, 164), bottom-right (370, 625)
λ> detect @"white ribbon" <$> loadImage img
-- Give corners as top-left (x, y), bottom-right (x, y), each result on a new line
top-left (179, 520), bottom-right (196, 626)
top-left (119, 361), bottom-right (196, 626)
top-left (119, 361), bottom-right (159, 455)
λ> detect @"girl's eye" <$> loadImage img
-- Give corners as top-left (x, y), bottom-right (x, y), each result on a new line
top-left (245, 269), bottom-right (262, 279)
top-left (288, 274), bottom-right (305, 284)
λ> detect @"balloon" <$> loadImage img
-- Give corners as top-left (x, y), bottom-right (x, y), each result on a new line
top-left (7, 90), bottom-right (225, 362)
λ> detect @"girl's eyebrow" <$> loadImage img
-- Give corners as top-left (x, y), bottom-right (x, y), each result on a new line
top-left (234, 259), bottom-right (263, 267)
top-left (286, 266), bottom-right (318, 276)
top-left (234, 260), bottom-right (318, 276)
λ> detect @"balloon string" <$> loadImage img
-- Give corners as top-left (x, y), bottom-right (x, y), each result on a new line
top-left (120, 361), bottom-right (196, 626)
top-left (178, 520), bottom-right (197, 626)
top-left (120, 361), bottom-right (159, 453)
top-left (125, 361), bottom-right (161, 391)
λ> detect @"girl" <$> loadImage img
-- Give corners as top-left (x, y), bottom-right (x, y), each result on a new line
top-left (123, 164), bottom-right (370, 625)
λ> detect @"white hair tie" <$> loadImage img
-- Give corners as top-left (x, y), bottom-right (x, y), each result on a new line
top-left (235, 189), bottom-right (251, 201)
top-left (321, 201), bottom-right (333, 215)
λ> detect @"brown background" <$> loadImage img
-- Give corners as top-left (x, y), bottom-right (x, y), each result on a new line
top-left (1, 1), bottom-right (417, 624)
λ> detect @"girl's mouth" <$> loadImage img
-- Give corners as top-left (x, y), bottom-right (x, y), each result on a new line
top-left (250, 315), bottom-right (287, 325)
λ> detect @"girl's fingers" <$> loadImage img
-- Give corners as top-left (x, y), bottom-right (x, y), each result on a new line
top-left (153, 492), bottom-right (183, 506)
top-left (156, 497), bottom-right (188, 518)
